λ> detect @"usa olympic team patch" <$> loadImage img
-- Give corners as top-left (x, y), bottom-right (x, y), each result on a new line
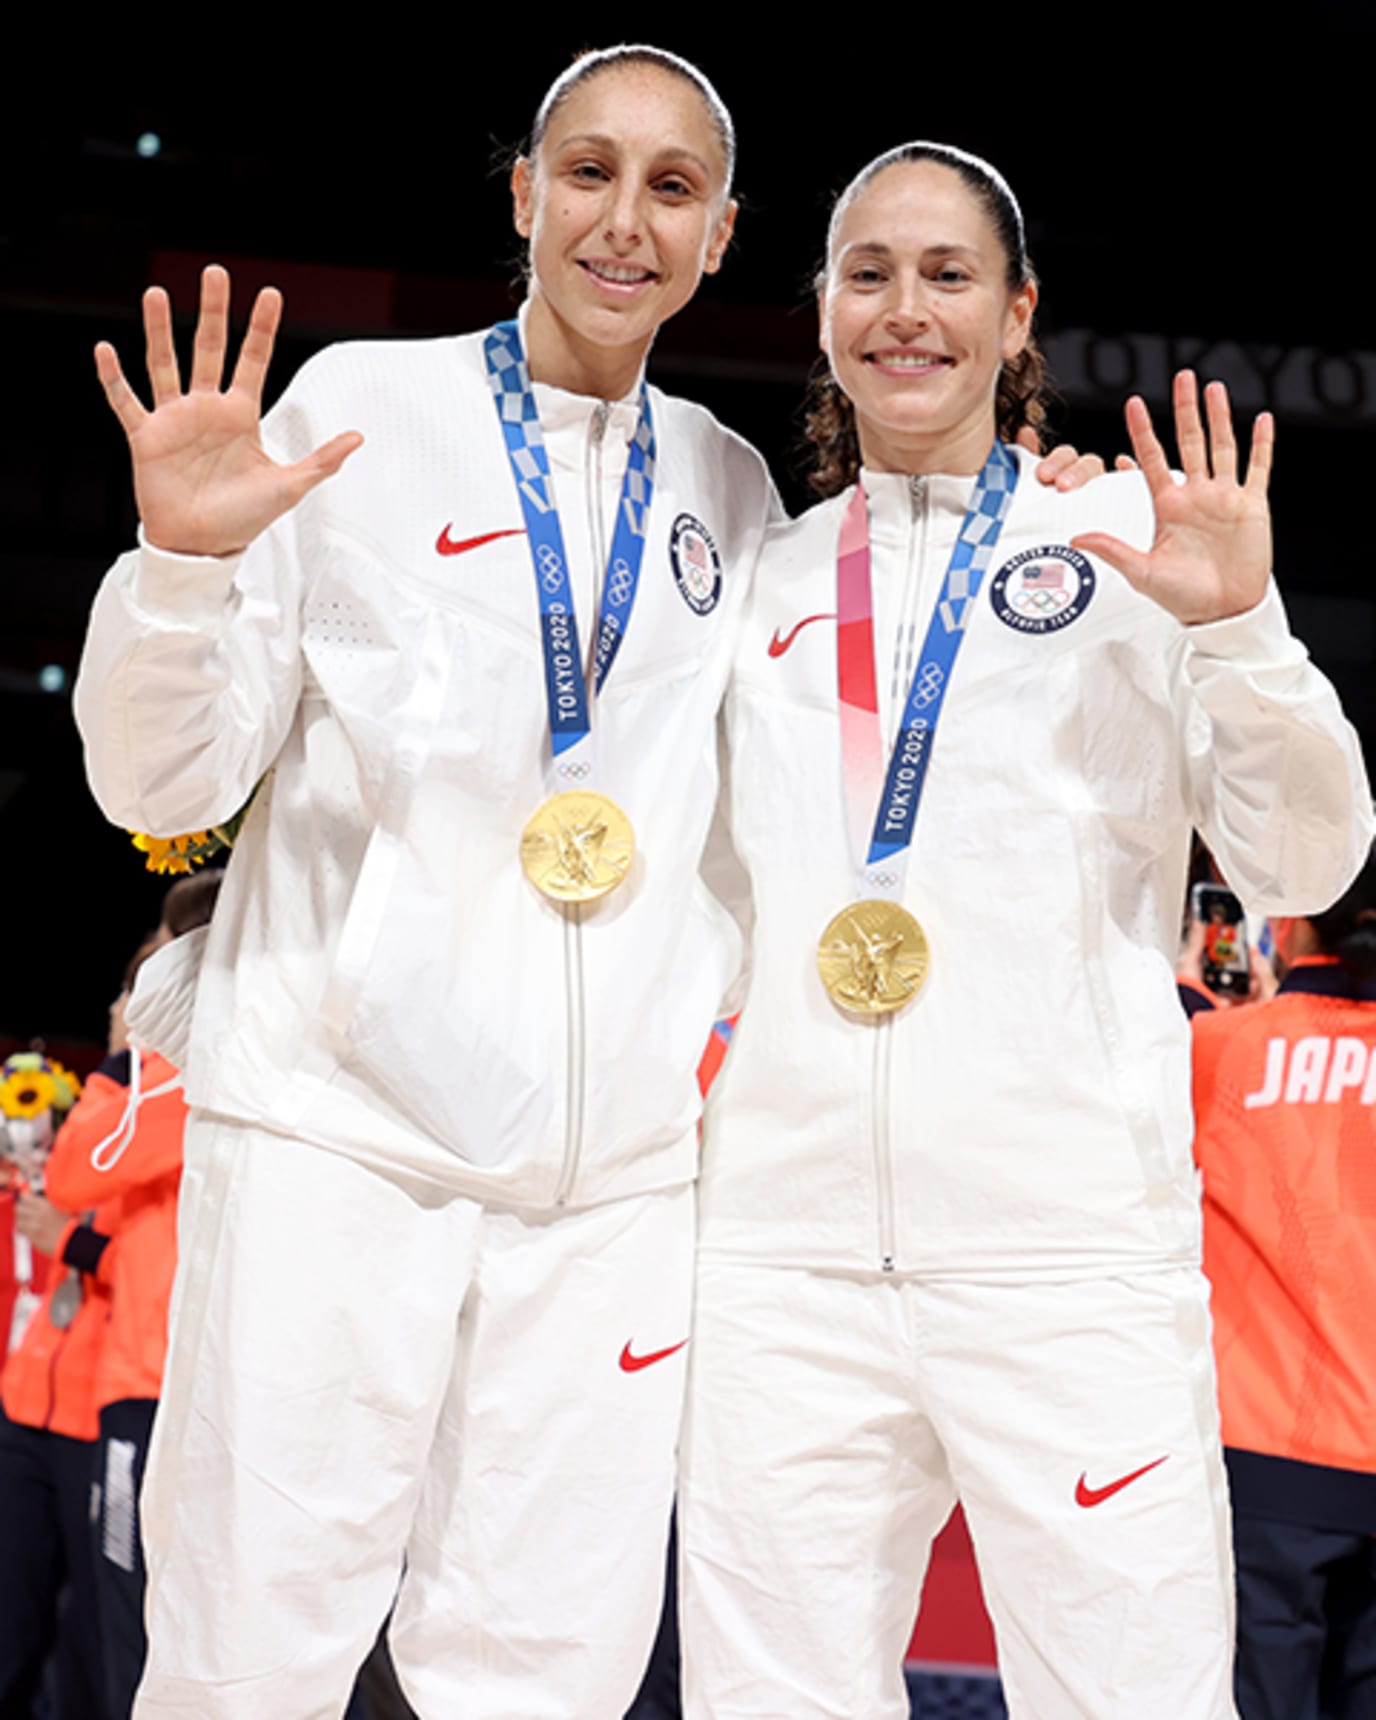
top-left (989, 545), bottom-right (1096, 634)
top-left (670, 513), bottom-right (722, 615)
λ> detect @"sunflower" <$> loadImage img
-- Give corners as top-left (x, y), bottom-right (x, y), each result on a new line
top-left (0, 1067), bottom-right (56, 1120)
top-left (46, 1061), bottom-right (82, 1110)
top-left (130, 829), bottom-right (228, 875)
top-left (126, 782), bottom-right (262, 875)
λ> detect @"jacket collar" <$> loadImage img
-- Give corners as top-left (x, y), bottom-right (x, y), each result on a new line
top-left (857, 467), bottom-right (978, 548)
top-left (1279, 956), bottom-right (1376, 1002)
top-left (517, 300), bottom-right (644, 456)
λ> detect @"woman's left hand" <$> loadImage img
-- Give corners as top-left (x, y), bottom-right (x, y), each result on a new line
top-left (1071, 370), bottom-right (1273, 626)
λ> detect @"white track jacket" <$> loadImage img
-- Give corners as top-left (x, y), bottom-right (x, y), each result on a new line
top-left (76, 328), bottom-right (774, 1209)
top-left (699, 451), bottom-right (1372, 1278)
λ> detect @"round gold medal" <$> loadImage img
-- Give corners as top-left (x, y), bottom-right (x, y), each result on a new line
top-left (520, 790), bottom-right (635, 905)
top-left (817, 899), bottom-right (930, 1017)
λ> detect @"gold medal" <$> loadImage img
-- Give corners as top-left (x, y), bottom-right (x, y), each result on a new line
top-left (817, 899), bottom-right (929, 1017)
top-left (520, 790), bottom-right (635, 905)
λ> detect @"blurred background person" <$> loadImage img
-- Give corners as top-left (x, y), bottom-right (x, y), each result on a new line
top-left (44, 878), bottom-right (218, 1720)
top-left (1192, 843), bottom-right (1376, 1720)
top-left (0, 1050), bottom-right (109, 1720)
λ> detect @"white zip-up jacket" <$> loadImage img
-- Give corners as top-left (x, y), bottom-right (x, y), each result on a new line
top-left (75, 326), bottom-right (774, 1209)
top-left (699, 450), bottom-right (1373, 1278)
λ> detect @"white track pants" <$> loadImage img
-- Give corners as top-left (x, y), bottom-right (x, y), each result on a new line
top-left (679, 1261), bottom-right (1236, 1720)
top-left (133, 1114), bottom-right (693, 1720)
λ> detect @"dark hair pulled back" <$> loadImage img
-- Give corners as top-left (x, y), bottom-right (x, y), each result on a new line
top-left (805, 141), bottom-right (1051, 498)
top-left (1308, 841), bottom-right (1376, 978)
top-left (528, 44), bottom-right (736, 193)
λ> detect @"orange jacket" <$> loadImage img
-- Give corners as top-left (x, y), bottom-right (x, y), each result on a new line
top-left (45, 1050), bottom-right (186, 1410)
top-left (0, 1185), bottom-right (54, 1389)
top-left (1193, 958), bottom-right (1376, 1479)
top-left (1, 1203), bottom-right (114, 1440)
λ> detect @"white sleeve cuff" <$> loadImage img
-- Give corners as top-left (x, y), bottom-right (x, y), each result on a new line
top-left (1184, 581), bottom-right (1304, 671)
top-left (130, 527), bottom-right (245, 628)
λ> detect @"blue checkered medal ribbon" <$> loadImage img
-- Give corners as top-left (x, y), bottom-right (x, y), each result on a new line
top-left (865, 441), bottom-right (1018, 881)
top-left (484, 320), bottom-right (656, 767)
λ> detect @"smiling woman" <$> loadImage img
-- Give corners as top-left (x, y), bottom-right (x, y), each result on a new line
top-left (819, 147), bottom-right (1036, 477)
top-left (677, 141), bottom-right (1374, 1720)
top-left (73, 43), bottom-right (774, 1720)
top-left (512, 52), bottom-right (737, 398)
top-left (807, 141), bottom-right (1048, 498)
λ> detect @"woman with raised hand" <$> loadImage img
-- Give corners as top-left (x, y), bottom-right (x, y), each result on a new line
top-left (76, 46), bottom-right (770, 1720)
top-left (679, 142), bottom-right (1372, 1719)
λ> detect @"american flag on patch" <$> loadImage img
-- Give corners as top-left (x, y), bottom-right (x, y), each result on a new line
top-left (684, 534), bottom-right (708, 570)
top-left (1022, 561), bottom-right (1065, 591)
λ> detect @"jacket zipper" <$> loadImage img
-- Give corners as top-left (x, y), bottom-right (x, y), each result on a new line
top-left (872, 1020), bottom-right (896, 1272)
top-left (556, 905), bottom-right (586, 1206)
top-left (554, 399), bottom-right (611, 1206)
top-left (870, 475), bottom-right (929, 1271)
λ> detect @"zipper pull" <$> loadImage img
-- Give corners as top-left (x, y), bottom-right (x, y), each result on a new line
top-left (590, 401), bottom-right (610, 446)
top-left (908, 474), bottom-right (927, 520)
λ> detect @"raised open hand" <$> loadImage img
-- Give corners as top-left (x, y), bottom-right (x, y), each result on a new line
top-left (1071, 371), bottom-right (1273, 626)
top-left (95, 264), bottom-right (362, 558)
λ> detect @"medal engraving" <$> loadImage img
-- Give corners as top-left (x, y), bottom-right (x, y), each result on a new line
top-left (521, 791), bottom-right (634, 904)
top-left (817, 899), bottom-right (929, 1017)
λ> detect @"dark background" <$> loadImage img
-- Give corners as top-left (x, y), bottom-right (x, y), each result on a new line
top-left (5, 11), bottom-right (1374, 1053)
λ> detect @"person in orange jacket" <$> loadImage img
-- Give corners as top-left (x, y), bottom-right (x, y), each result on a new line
top-left (1192, 844), bottom-right (1376, 1720)
top-left (42, 876), bottom-right (218, 1720)
top-left (1, 1055), bottom-right (83, 1387)
top-left (45, 1027), bottom-right (187, 1720)
top-left (0, 1077), bottom-right (114, 1718)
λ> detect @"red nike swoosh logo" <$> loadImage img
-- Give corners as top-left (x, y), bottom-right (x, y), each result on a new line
top-left (767, 612), bottom-right (836, 658)
top-left (619, 1339), bottom-right (689, 1373)
top-left (436, 525), bottom-right (525, 557)
top-left (1074, 1455), bottom-right (1169, 1508)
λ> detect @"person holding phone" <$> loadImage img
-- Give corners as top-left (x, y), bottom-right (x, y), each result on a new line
top-left (1192, 848), bottom-right (1376, 1720)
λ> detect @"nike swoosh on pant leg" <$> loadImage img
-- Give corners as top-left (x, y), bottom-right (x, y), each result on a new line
top-left (619, 1339), bottom-right (689, 1373)
top-left (1074, 1455), bottom-right (1169, 1507)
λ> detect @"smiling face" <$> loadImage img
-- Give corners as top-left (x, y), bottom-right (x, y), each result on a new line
top-left (820, 159), bottom-right (1036, 476)
top-left (512, 61), bottom-right (737, 399)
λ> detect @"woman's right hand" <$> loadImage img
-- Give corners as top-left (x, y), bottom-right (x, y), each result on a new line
top-left (95, 263), bottom-right (363, 558)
